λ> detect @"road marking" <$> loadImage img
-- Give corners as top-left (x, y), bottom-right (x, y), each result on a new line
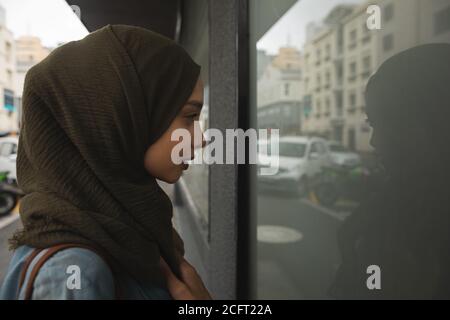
top-left (0, 213), bottom-right (20, 230)
top-left (300, 198), bottom-right (350, 222)
top-left (257, 225), bottom-right (303, 243)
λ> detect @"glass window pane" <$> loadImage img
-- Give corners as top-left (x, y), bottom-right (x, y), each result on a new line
top-left (250, 0), bottom-right (450, 299)
top-left (179, 0), bottom-right (210, 235)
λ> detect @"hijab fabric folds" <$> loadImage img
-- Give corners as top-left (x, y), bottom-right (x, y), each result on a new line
top-left (11, 24), bottom-right (201, 289)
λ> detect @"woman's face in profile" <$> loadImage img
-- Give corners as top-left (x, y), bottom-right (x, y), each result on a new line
top-left (367, 99), bottom-right (432, 178)
top-left (144, 77), bottom-right (205, 183)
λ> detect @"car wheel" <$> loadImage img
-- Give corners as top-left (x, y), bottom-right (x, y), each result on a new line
top-left (0, 192), bottom-right (17, 217)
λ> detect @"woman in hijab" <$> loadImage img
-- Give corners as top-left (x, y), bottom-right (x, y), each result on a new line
top-left (0, 24), bottom-right (211, 299)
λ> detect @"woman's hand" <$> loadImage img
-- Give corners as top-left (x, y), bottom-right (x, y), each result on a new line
top-left (160, 256), bottom-right (212, 300)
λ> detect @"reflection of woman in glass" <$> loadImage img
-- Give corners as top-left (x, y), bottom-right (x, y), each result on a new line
top-left (331, 44), bottom-right (450, 299)
top-left (0, 25), bottom-right (210, 299)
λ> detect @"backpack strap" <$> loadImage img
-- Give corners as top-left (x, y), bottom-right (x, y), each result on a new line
top-left (18, 248), bottom-right (44, 292)
top-left (18, 243), bottom-right (121, 300)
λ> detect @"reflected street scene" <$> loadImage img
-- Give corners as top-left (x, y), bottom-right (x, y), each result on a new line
top-left (252, 0), bottom-right (450, 299)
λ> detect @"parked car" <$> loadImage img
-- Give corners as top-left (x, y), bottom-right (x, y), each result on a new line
top-left (0, 136), bottom-right (18, 182)
top-left (258, 136), bottom-right (333, 196)
top-left (327, 141), bottom-right (361, 167)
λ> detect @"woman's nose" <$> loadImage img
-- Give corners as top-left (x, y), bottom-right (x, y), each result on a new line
top-left (193, 132), bottom-right (207, 149)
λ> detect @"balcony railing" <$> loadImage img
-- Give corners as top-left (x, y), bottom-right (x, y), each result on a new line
top-left (348, 75), bottom-right (357, 82)
top-left (348, 42), bottom-right (357, 50)
top-left (330, 115), bottom-right (345, 126)
top-left (347, 106), bottom-right (357, 114)
top-left (361, 70), bottom-right (372, 79)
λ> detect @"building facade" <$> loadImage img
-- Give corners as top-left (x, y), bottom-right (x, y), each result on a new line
top-left (15, 35), bottom-right (51, 128)
top-left (257, 46), bottom-right (303, 136)
top-left (0, 5), bottom-right (16, 133)
top-left (301, 0), bottom-right (450, 152)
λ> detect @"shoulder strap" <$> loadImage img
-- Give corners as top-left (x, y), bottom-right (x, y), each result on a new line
top-left (18, 243), bottom-right (121, 300)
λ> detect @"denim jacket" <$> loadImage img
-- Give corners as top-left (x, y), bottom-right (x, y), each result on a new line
top-left (0, 245), bottom-right (172, 300)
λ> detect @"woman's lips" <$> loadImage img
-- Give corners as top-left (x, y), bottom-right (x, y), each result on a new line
top-left (181, 154), bottom-right (194, 170)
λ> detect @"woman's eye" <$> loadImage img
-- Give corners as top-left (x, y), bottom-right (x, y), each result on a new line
top-left (186, 113), bottom-right (199, 119)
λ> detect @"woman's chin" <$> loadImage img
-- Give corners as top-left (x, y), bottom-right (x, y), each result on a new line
top-left (161, 173), bottom-right (182, 184)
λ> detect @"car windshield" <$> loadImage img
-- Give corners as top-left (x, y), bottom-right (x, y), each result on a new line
top-left (329, 144), bottom-right (347, 152)
top-left (279, 142), bottom-right (307, 158)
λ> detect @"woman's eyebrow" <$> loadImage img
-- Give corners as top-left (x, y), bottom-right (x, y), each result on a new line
top-left (185, 100), bottom-right (203, 109)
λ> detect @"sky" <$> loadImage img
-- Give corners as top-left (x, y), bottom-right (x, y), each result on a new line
top-left (0, 0), bottom-right (88, 48)
top-left (257, 0), bottom-right (364, 55)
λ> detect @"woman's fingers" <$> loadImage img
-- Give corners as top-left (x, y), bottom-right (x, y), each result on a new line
top-left (159, 257), bottom-right (193, 300)
top-left (159, 256), bottom-right (212, 300)
top-left (178, 258), bottom-right (212, 300)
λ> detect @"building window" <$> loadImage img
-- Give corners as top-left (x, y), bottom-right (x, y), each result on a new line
top-left (384, 4), bottom-right (394, 23)
top-left (383, 34), bottom-right (394, 52)
top-left (325, 44), bottom-right (331, 60)
top-left (336, 63), bottom-right (343, 80)
top-left (284, 83), bottom-right (290, 96)
top-left (361, 22), bottom-right (371, 44)
top-left (5, 42), bottom-right (11, 62)
top-left (350, 93), bottom-right (356, 106)
top-left (348, 92), bottom-right (357, 113)
top-left (349, 62), bottom-right (357, 82)
top-left (349, 29), bottom-right (357, 49)
top-left (336, 92), bottom-right (343, 117)
top-left (303, 94), bottom-right (312, 119)
top-left (434, 6), bottom-right (450, 36)
top-left (7, 70), bottom-right (13, 87)
top-left (316, 49), bottom-right (321, 65)
top-left (362, 56), bottom-right (371, 78)
top-left (325, 99), bottom-right (331, 116)
top-left (325, 72), bottom-right (331, 89)
top-left (4, 89), bottom-right (15, 112)
top-left (316, 75), bottom-right (321, 92)
top-left (348, 128), bottom-right (356, 151)
top-left (316, 100), bottom-right (322, 118)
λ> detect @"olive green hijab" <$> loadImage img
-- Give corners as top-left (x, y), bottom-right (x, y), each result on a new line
top-left (10, 24), bottom-right (201, 288)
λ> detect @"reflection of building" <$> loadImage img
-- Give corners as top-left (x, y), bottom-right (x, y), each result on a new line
top-left (257, 47), bottom-right (303, 136)
top-left (376, 0), bottom-right (450, 63)
top-left (15, 35), bottom-right (51, 128)
top-left (302, 5), bottom-right (355, 144)
top-left (301, 0), bottom-right (450, 152)
top-left (341, 3), bottom-right (377, 152)
top-left (0, 4), bottom-right (17, 132)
